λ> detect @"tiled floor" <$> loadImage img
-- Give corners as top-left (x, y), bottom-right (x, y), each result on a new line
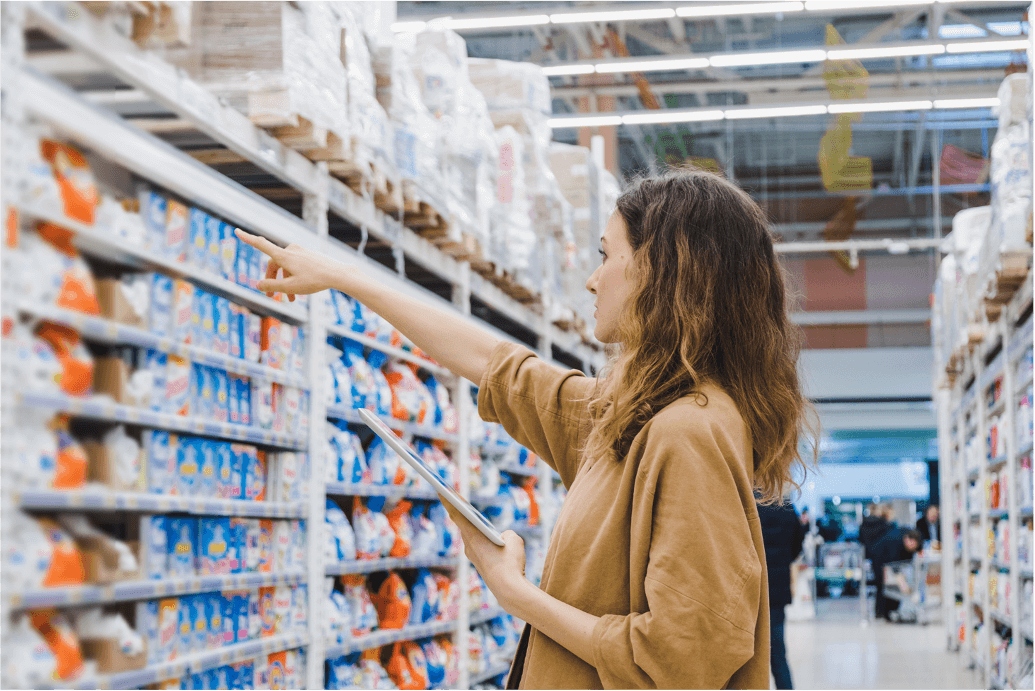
top-left (777, 599), bottom-right (985, 690)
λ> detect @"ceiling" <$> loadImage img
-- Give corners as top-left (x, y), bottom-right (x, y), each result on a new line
top-left (398, 1), bottom-right (1029, 243)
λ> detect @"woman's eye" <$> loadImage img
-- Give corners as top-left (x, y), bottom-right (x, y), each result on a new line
top-left (598, 249), bottom-right (606, 260)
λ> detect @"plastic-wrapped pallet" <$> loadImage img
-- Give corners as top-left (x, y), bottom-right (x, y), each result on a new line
top-left (166, 2), bottom-right (348, 147)
top-left (981, 73), bottom-right (1033, 284)
top-left (409, 25), bottom-right (471, 121)
top-left (944, 206), bottom-right (992, 346)
top-left (372, 41), bottom-right (445, 213)
top-left (492, 127), bottom-right (536, 277)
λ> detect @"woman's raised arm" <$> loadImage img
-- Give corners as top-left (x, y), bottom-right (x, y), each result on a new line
top-left (236, 229), bottom-right (500, 384)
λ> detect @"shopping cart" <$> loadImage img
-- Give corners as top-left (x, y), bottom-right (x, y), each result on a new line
top-left (883, 552), bottom-right (942, 624)
top-left (815, 543), bottom-right (867, 620)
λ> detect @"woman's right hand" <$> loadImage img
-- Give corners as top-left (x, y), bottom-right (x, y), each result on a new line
top-left (235, 229), bottom-right (359, 302)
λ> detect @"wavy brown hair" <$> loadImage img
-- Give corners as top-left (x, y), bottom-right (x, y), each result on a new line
top-left (584, 169), bottom-right (816, 503)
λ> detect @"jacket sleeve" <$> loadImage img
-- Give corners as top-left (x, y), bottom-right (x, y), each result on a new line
top-left (591, 415), bottom-right (764, 689)
top-left (477, 341), bottom-right (596, 486)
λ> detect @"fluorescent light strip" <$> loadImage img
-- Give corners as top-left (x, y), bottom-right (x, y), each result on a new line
top-left (443, 14), bottom-right (549, 30)
top-left (549, 8), bottom-right (675, 24)
top-left (946, 39), bottom-right (1031, 53)
top-left (542, 64), bottom-right (596, 77)
top-left (827, 44), bottom-right (946, 60)
top-left (933, 97), bottom-right (1000, 109)
top-left (711, 48), bottom-right (827, 67)
top-left (725, 105), bottom-right (828, 119)
top-left (828, 100), bottom-right (933, 113)
top-left (677, 2), bottom-right (804, 18)
top-left (622, 110), bottom-right (725, 125)
top-left (595, 57), bottom-right (710, 74)
top-left (547, 115), bottom-right (623, 128)
top-left (805, 0), bottom-right (931, 9)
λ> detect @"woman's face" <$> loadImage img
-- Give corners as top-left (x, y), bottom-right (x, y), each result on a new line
top-left (586, 213), bottom-right (636, 344)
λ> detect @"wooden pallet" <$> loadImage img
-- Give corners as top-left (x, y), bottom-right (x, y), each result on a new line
top-left (983, 250), bottom-right (1032, 320)
top-left (402, 184), bottom-right (449, 238)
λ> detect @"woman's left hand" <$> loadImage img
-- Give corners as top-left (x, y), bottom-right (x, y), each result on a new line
top-left (439, 499), bottom-right (531, 612)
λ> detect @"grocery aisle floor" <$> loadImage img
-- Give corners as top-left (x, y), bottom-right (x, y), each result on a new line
top-left (780, 599), bottom-right (984, 690)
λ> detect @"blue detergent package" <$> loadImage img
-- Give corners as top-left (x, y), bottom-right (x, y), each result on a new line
top-left (219, 591), bottom-right (237, 644)
top-left (197, 439), bottom-right (218, 497)
top-left (228, 517), bottom-right (247, 573)
top-left (140, 349), bottom-right (168, 413)
top-left (228, 374), bottom-right (243, 425)
top-left (149, 273), bottom-right (174, 338)
top-left (145, 430), bottom-right (177, 494)
top-left (410, 568), bottom-right (438, 624)
top-left (219, 222), bottom-right (238, 281)
top-left (226, 445), bottom-right (245, 500)
top-left (215, 442), bottom-right (234, 498)
top-left (247, 245), bottom-right (261, 290)
top-left (213, 369), bottom-right (230, 424)
top-left (141, 515), bottom-right (167, 579)
top-left (177, 595), bottom-right (195, 655)
top-left (214, 297), bottom-right (231, 355)
top-left (167, 517), bottom-right (199, 577)
top-left (141, 190), bottom-right (167, 254)
top-left (204, 592), bottom-right (224, 648)
top-left (205, 213), bottom-right (222, 277)
top-left (235, 242), bottom-right (250, 287)
top-left (191, 290), bottom-right (215, 351)
top-left (236, 375), bottom-right (252, 426)
top-left (234, 591), bottom-right (250, 642)
top-left (185, 594), bottom-right (207, 653)
top-left (200, 517), bottom-right (231, 575)
top-left (205, 665), bottom-right (231, 691)
top-left (185, 671), bottom-right (205, 691)
top-left (188, 208), bottom-right (209, 268)
top-left (176, 436), bottom-right (201, 496)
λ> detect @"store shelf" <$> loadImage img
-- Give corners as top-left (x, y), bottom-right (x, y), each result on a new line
top-left (988, 456), bottom-right (1009, 470)
top-left (1015, 375), bottom-right (1033, 396)
top-left (967, 468), bottom-right (980, 482)
top-left (326, 325), bottom-right (452, 379)
top-left (971, 558), bottom-right (983, 568)
top-left (325, 619), bottom-right (459, 658)
top-left (968, 512), bottom-right (981, 522)
top-left (988, 508), bottom-right (1009, 520)
top-left (327, 404), bottom-right (459, 444)
top-left (1021, 506), bottom-right (1034, 519)
top-left (1020, 567), bottom-right (1033, 579)
top-left (9, 570), bottom-right (307, 611)
top-left (469, 650), bottom-right (517, 686)
top-left (325, 556), bottom-right (460, 576)
top-left (16, 391), bottom-right (308, 449)
top-left (16, 488), bottom-right (306, 518)
top-left (1017, 442), bottom-right (1034, 460)
top-left (991, 559), bottom-right (1011, 571)
top-left (326, 482), bottom-right (439, 501)
top-left (84, 632), bottom-right (308, 690)
top-left (17, 302), bottom-right (307, 387)
top-left (18, 204), bottom-right (308, 325)
top-left (469, 606), bottom-right (506, 627)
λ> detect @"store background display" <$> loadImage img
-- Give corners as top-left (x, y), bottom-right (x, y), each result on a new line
top-left (0, 2), bottom-right (605, 689)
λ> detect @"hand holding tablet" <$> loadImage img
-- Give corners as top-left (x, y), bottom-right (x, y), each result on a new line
top-left (358, 408), bottom-right (507, 546)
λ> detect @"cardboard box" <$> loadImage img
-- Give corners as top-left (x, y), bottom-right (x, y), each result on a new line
top-left (96, 278), bottom-right (147, 328)
top-left (93, 357), bottom-right (150, 408)
top-left (81, 638), bottom-right (147, 674)
top-left (80, 538), bottom-right (143, 584)
top-left (84, 439), bottom-right (146, 491)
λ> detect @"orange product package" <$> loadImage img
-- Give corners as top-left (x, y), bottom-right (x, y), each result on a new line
top-left (35, 322), bottom-right (93, 397)
top-left (521, 477), bottom-right (540, 527)
top-left (432, 573), bottom-right (458, 621)
top-left (40, 140), bottom-right (98, 224)
top-left (35, 222), bottom-right (101, 316)
top-left (30, 610), bottom-right (84, 681)
top-left (260, 317), bottom-right (283, 370)
top-left (52, 417), bottom-right (87, 489)
top-left (267, 650), bottom-right (287, 690)
top-left (372, 571), bottom-right (412, 630)
top-left (385, 641), bottom-right (426, 690)
top-left (382, 361), bottom-right (429, 423)
top-left (37, 518), bottom-right (86, 588)
top-left (384, 500), bottom-right (413, 558)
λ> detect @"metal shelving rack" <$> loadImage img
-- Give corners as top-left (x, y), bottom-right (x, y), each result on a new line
top-left (937, 272), bottom-right (1033, 689)
top-left (1, 3), bottom-right (593, 689)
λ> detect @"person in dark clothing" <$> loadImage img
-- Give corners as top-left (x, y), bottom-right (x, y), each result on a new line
top-left (758, 500), bottom-right (807, 690)
top-left (870, 527), bottom-right (922, 620)
top-left (916, 504), bottom-right (940, 544)
top-left (816, 514), bottom-right (842, 543)
top-left (858, 503), bottom-right (893, 560)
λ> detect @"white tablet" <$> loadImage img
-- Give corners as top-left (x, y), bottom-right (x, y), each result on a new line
top-left (358, 408), bottom-right (506, 546)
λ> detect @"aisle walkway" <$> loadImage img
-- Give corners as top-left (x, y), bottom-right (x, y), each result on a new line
top-left (781, 600), bottom-right (984, 690)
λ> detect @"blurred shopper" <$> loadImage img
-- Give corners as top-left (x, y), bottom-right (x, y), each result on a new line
top-left (858, 503), bottom-right (893, 560)
top-left (871, 528), bottom-right (922, 620)
top-left (758, 500), bottom-right (807, 689)
top-left (916, 504), bottom-right (940, 545)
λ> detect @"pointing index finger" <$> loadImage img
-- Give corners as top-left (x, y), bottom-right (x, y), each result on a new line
top-left (235, 228), bottom-right (283, 259)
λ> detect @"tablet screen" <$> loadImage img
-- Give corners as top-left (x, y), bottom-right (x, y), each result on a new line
top-left (358, 409), bottom-right (505, 544)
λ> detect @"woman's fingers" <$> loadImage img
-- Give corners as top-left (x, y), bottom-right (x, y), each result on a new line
top-left (235, 228), bottom-right (284, 260)
top-left (264, 260), bottom-right (282, 298)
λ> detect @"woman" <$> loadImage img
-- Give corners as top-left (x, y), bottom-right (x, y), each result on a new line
top-left (238, 169), bottom-right (814, 689)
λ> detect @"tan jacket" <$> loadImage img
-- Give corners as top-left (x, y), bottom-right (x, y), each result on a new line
top-left (479, 342), bottom-right (770, 690)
